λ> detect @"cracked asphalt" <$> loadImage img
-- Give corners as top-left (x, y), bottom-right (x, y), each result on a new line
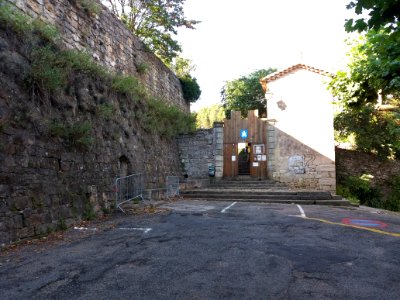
top-left (1, 200), bottom-right (400, 299)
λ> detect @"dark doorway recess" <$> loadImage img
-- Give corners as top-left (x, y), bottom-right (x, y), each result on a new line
top-left (238, 143), bottom-right (250, 175)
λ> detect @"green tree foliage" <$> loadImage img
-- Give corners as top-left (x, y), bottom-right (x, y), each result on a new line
top-left (334, 105), bottom-right (400, 158)
top-left (328, 3), bottom-right (400, 159)
top-left (342, 1), bottom-right (400, 106)
top-left (195, 104), bottom-right (225, 129)
top-left (329, 32), bottom-right (400, 110)
top-left (221, 68), bottom-right (276, 116)
top-left (345, 0), bottom-right (400, 33)
top-left (328, 34), bottom-right (400, 158)
top-left (170, 57), bottom-right (195, 77)
top-left (103, 0), bottom-right (199, 64)
top-left (170, 57), bottom-right (201, 103)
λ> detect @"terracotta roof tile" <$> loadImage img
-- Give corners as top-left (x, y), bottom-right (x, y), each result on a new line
top-left (260, 64), bottom-right (333, 83)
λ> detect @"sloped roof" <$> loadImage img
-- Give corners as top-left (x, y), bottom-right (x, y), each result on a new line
top-left (260, 64), bottom-right (333, 83)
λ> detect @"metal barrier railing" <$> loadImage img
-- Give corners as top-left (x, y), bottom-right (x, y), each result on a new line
top-left (115, 173), bottom-right (144, 213)
top-left (166, 176), bottom-right (179, 198)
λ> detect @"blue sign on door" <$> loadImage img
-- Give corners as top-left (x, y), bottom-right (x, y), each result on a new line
top-left (240, 129), bottom-right (248, 139)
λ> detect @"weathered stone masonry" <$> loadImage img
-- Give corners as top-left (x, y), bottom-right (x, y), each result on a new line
top-left (0, 0), bottom-right (187, 245)
top-left (177, 123), bottom-right (223, 184)
top-left (9, 0), bottom-right (188, 112)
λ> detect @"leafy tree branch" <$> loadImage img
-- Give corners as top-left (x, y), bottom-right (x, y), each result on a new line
top-left (221, 68), bottom-right (276, 117)
top-left (102, 0), bottom-right (199, 64)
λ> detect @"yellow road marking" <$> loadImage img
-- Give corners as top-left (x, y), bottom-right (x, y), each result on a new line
top-left (302, 216), bottom-right (400, 237)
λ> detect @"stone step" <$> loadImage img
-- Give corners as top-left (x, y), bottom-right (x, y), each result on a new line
top-left (214, 180), bottom-right (277, 184)
top-left (183, 189), bottom-right (293, 194)
top-left (181, 178), bottom-right (351, 206)
top-left (211, 183), bottom-right (282, 187)
top-left (181, 192), bottom-right (334, 201)
top-left (183, 189), bottom-right (333, 196)
top-left (208, 185), bottom-right (286, 190)
top-left (181, 197), bottom-right (351, 206)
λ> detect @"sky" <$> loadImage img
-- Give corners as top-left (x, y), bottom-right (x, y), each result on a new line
top-left (176, 0), bottom-right (358, 112)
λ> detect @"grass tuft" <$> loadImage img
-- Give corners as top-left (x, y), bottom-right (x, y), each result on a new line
top-left (136, 62), bottom-right (149, 74)
top-left (62, 50), bottom-right (108, 78)
top-left (112, 75), bottom-right (146, 101)
top-left (0, 3), bottom-right (31, 34)
top-left (29, 46), bottom-right (68, 92)
top-left (49, 121), bottom-right (93, 150)
top-left (96, 103), bottom-right (116, 119)
top-left (77, 0), bottom-right (101, 16)
top-left (0, 3), bottom-right (59, 43)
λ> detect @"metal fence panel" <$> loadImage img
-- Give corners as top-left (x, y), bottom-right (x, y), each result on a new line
top-left (166, 176), bottom-right (179, 198)
top-left (115, 173), bottom-right (144, 213)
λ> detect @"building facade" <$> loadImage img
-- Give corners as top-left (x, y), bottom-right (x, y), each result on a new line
top-left (179, 64), bottom-right (337, 194)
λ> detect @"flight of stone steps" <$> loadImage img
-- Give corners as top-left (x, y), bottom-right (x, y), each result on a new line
top-left (181, 177), bottom-right (351, 206)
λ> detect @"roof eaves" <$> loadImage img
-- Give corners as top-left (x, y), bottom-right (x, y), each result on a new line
top-left (260, 64), bottom-right (333, 83)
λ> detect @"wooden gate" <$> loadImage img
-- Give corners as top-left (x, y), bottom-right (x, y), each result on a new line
top-left (223, 110), bottom-right (268, 178)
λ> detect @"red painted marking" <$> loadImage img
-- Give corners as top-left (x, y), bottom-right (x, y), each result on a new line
top-left (341, 218), bottom-right (388, 228)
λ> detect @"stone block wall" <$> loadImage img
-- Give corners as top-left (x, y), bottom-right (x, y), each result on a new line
top-left (0, 17), bottom-right (182, 245)
top-left (177, 123), bottom-right (224, 181)
top-left (8, 0), bottom-right (188, 112)
top-left (266, 123), bottom-right (276, 174)
top-left (178, 129), bottom-right (214, 179)
top-left (213, 122), bottom-right (224, 178)
top-left (267, 125), bottom-right (336, 194)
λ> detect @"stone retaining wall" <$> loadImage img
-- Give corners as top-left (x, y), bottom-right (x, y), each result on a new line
top-left (336, 148), bottom-right (400, 198)
top-left (8, 0), bottom-right (188, 112)
top-left (0, 18), bottom-right (182, 245)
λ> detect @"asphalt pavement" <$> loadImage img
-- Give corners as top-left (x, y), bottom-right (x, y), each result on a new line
top-left (1, 200), bottom-right (400, 299)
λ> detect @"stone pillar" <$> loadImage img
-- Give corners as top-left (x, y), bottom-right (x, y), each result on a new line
top-left (213, 122), bottom-right (224, 178)
top-left (266, 121), bottom-right (277, 178)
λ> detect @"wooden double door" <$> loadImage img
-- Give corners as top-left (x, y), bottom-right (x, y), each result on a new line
top-left (223, 110), bottom-right (268, 178)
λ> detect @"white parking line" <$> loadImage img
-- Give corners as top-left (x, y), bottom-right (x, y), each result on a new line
top-left (296, 205), bottom-right (306, 218)
top-left (119, 227), bottom-right (152, 234)
top-left (221, 202), bottom-right (237, 213)
top-left (74, 227), bottom-right (97, 231)
top-left (162, 203), bottom-right (215, 212)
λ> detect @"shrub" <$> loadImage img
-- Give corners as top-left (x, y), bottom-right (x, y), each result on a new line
top-left (339, 175), bottom-right (382, 208)
top-left (29, 47), bottom-right (107, 93)
top-left (57, 218), bottom-right (68, 231)
top-left (111, 75), bottom-right (146, 100)
top-left (136, 62), bottom-right (149, 74)
top-left (383, 176), bottom-right (400, 212)
top-left (62, 50), bottom-right (108, 78)
top-left (179, 75), bottom-right (201, 103)
top-left (77, 0), bottom-right (101, 16)
top-left (143, 97), bottom-right (196, 137)
top-left (83, 201), bottom-right (96, 220)
top-left (334, 105), bottom-right (400, 159)
top-left (29, 46), bottom-right (69, 93)
top-left (336, 184), bottom-right (359, 204)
